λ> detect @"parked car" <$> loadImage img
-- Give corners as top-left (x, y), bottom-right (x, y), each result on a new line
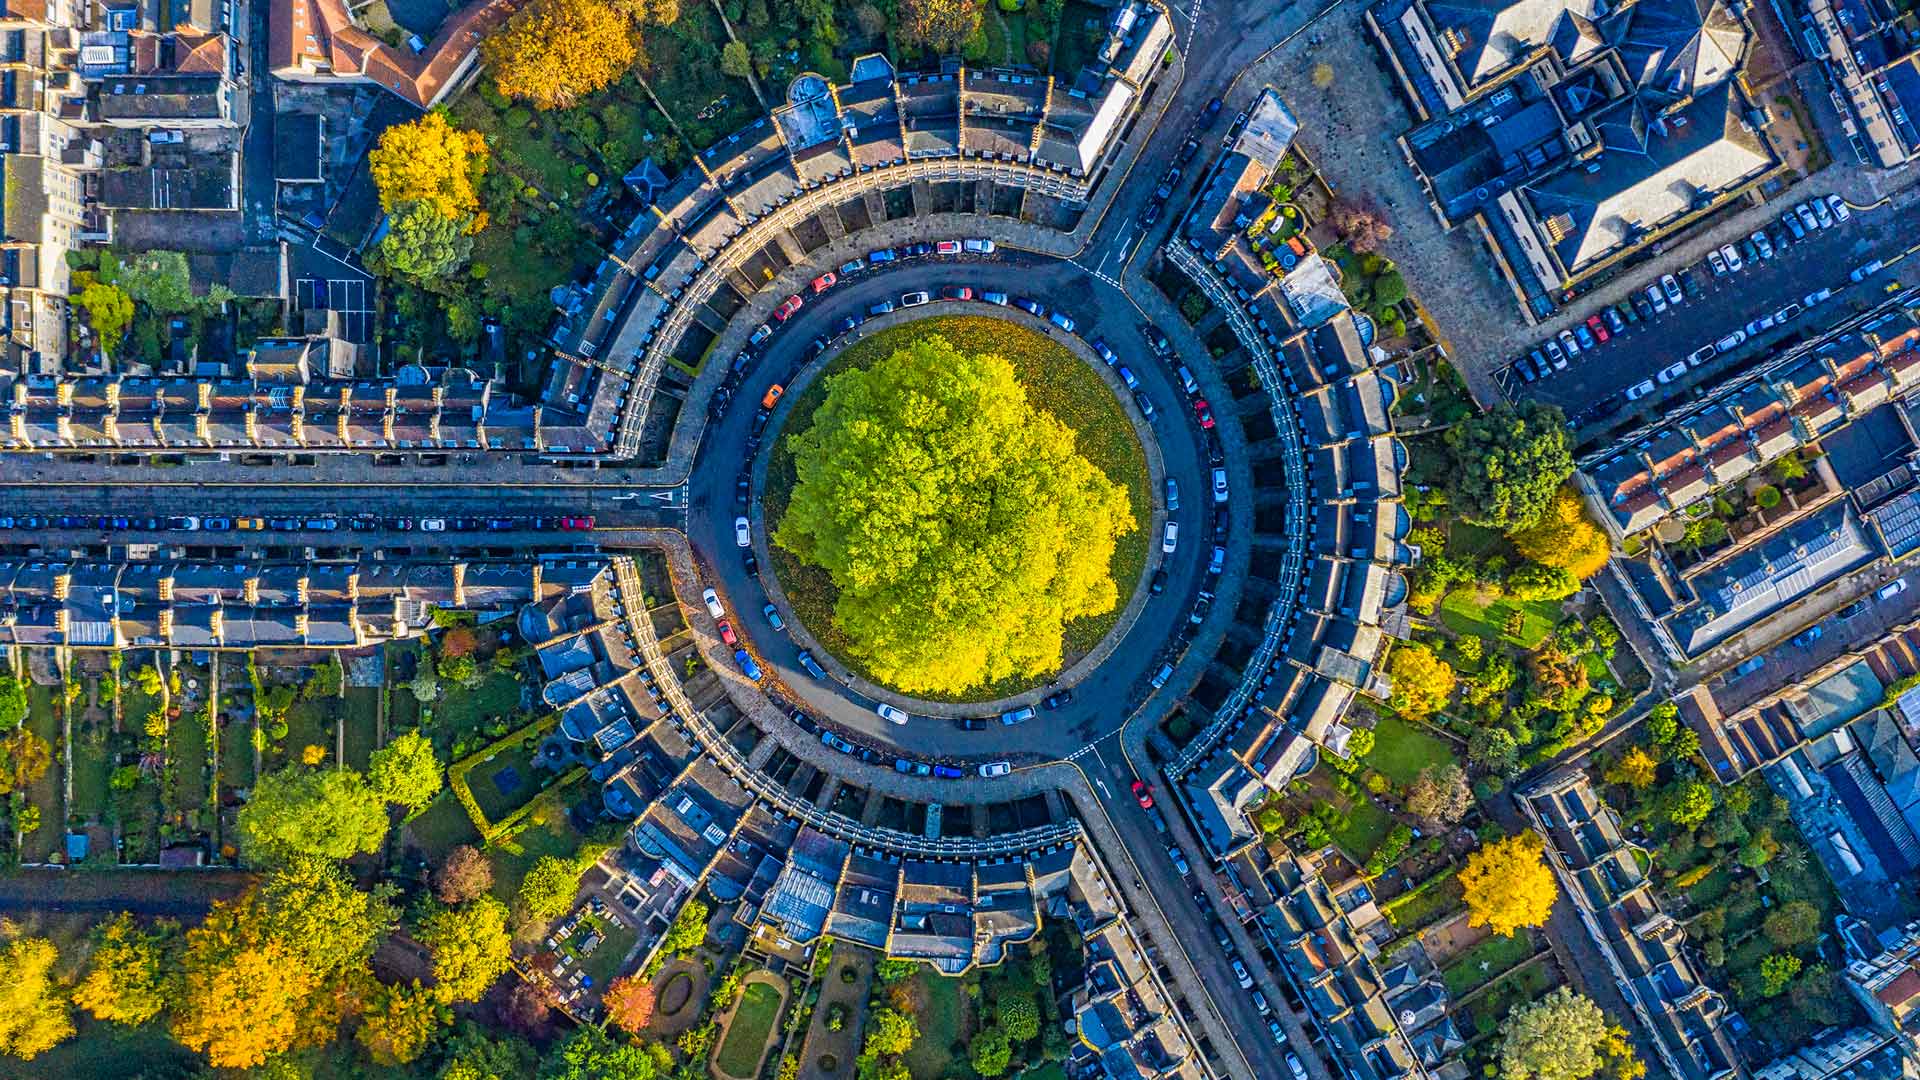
top-left (1176, 365), bottom-right (1199, 394)
top-left (1814, 197), bottom-right (1834, 227)
top-left (760, 384), bottom-right (784, 410)
top-left (1041, 689), bottom-right (1073, 710)
top-left (1131, 780), bottom-right (1154, 809)
top-left (1133, 390), bottom-right (1156, 421)
top-left (1645, 284), bottom-right (1669, 313)
top-left (749, 323), bottom-right (773, 346)
top-left (876, 703), bottom-right (910, 725)
top-left (1117, 366), bottom-right (1140, 390)
top-left (1752, 230), bottom-right (1774, 260)
top-left (939, 285), bottom-right (973, 301)
top-left (1212, 466), bottom-right (1229, 503)
top-left (797, 651), bottom-right (828, 679)
top-left (900, 290), bottom-right (930, 307)
top-left (963, 238), bottom-right (995, 254)
top-left (1584, 314), bottom-right (1608, 344)
top-left (1162, 521), bottom-right (1179, 553)
top-left (867, 248), bottom-right (897, 265)
top-left (773, 294), bottom-right (804, 321)
top-left (978, 760), bottom-right (1011, 778)
top-left (935, 239), bottom-right (962, 255)
top-left (1168, 844), bottom-right (1191, 876)
top-left (1656, 361), bottom-right (1689, 383)
top-left (1880, 580), bottom-right (1910, 600)
top-left (1679, 267), bottom-right (1703, 298)
top-left (702, 588), bottom-right (725, 619)
top-left (1687, 344), bottom-right (1716, 367)
top-left (1792, 625), bottom-right (1823, 648)
top-left (1719, 243), bottom-right (1743, 273)
top-left (999, 706), bottom-right (1036, 726)
top-left (717, 621), bottom-right (738, 646)
top-left (1165, 477), bottom-right (1180, 511)
top-left (1796, 202), bottom-right (1820, 232)
top-left (1604, 306), bottom-right (1626, 333)
top-left (421, 518), bottom-right (446, 532)
top-left (1193, 398), bottom-right (1215, 428)
top-left (1013, 297), bottom-right (1046, 317)
top-left (734, 516), bottom-right (752, 547)
top-left (1707, 247), bottom-right (1728, 276)
top-left (1745, 313), bottom-right (1777, 337)
top-left (762, 603), bottom-right (785, 631)
top-left (821, 730), bottom-right (855, 754)
top-left (1661, 274), bottom-right (1684, 305)
top-left (1231, 958), bottom-right (1254, 989)
top-left (1828, 193), bottom-right (1852, 222)
top-left (1714, 329), bottom-right (1747, 353)
top-left (1048, 310), bottom-right (1076, 332)
top-left (868, 300), bottom-right (895, 316)
top-left (1558, 328), bottom-right (1581, 357)
top-left (810, 272), bottom-right (837, 293)
top-left (1782, 211), bottom-right (1806, 240)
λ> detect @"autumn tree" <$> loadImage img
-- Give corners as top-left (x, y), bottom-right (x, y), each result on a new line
top-left (0, 725), bottom-right (53, 795)
top-left (486, 0), bottom-right (639, 110)
top-left (418, 897), bottom-right (513, 1003)
top-left (1460, 831), bottom-right (1557, 937)
top-left (172, 897), bottom-right (316, 1069)
top-left (356, 979), bottom-right (450, 1066)
top-left (516, 855), bottom-right (586, 925)
top-left (238, 764), bottom-right (389, 862)
top-left (501, 980), bottom-right (555, 1037)
top-left (1405, 763), bottom-right (1472, 825)
top-left (258, 856), bottom-right (398, 979)
top-left (0, 931), bottom-right (73, 1060)
top-left (603, 974), bottom-right (657, 1034)
top-left (1764, 900), bottom-right (1820, 949)
top-left (1510, 488), bottom-right (1612, 581)
top-left (1388, 643), bottom-right (1456, 719)
top-left (1760, 954), bottom-right (1802, 997)
top-left (1499, 988), bottom-right (1610, 1080)
top-left (1329, 198), bottom-right (1393, 254)
top-left (1604, 747), bottom-right (1658, 789)
top-left (777, 335), bottom-right (1135, 695)
top-left (436, 845), bottom-right (494, 904)
top-left (661, 897), bottom-right (710, 956)
top-left (897, 0), bottom-right (981, 54)
top-left (75, 281), bottom-right (135, 357)
top-left (368, 111), bottom-right (488, 224)
top-left (368, 729), bottom-right (443, 810)
top-left (72, 913), bottom-right (178, 1026)
top-left (1444, 402), bottom-right (1575, 531)
top-left (1669, 780), bottom-right (1715, 829)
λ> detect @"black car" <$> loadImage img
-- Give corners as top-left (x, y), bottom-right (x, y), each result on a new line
top-left (349, 516), bottom-right (380, 531)
top-left (749, 412), bottom-right (771, 438)
top-left (1041, 689), bottom-right (1073, 710)
top-left (833, 314), bottom-right (862, 335)
top-left (951, 717), bottom-right (988, 731)
top-left (741, 550), bottom-right (759, 575)
top-left (450, 518), bottom-right (481, 531)
top-left (485, 518), bottom-right (516, 531)
top-left (734, 474), bottom-right (752, 507)
top-left (1150, 569), bottom-right (1168, 594)
top-left (1141, 202), bottom-right (1163, 227)
top-left (1631, 292), bottom-right (1655, 319)
top-left (1178, 139), bottom-right (1199, 164)
top-left (1679, 267), bottom-right (1703, 299)
top-left (1203, 96), bottom-right (1223, 120)
top-left (906, 242), bottom-right (933, 257)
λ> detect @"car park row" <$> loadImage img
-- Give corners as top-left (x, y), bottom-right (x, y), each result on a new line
top-left (7, 514), bottom-right (596, 533)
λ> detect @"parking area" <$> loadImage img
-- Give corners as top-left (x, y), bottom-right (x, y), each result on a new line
top-left (1497, 193), bottom-right (1915, 420)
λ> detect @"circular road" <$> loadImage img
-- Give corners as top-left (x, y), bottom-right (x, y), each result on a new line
top-left (685, 249), bottom-right (1238, 763)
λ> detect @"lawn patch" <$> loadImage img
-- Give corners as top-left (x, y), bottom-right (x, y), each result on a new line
top-left (1331, 795), bottom-right (1394, 861)
top-left (1438, 590), bottom-right (1561, 649)
top-left (341, 686), bottom-right (381, 769)
top-left (765, 315), bottom-right (1150, 702)
top-left (1442, 931), bottom-right (1539, 996)
top-left (905, 971), bottom-right (974, 1080)
top-left (21, 683), bottom-right (63, 861)
top-left (1368, 713), bottom-right (1455, 785)
top-left (714, 978), bottom-right (784, 1078)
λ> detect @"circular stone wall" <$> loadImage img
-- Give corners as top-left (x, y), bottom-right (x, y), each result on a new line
top-left (763, 314), bottom-right (1151, 704)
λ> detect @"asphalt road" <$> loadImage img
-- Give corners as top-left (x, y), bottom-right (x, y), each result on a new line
top-left (684, 255), bottom-right (1233, 761)
top-left (1503, 197), bottom-right (1920, 440)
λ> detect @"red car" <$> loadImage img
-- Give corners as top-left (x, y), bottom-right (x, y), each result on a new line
top-left (1192, 398), bottom-right (1215, 429)
top-left (935, 240), bottom-right (962, 255)
top-left (1131, 781), bottom-right (1154, 809)
top-left (560, 516), bottom-right (594, 531)
top-left (717, 620), bottom-right (738, 646)
top-left (1586, 313), bottom-right (1610, 344)
top-left (810, 273), bottom-right (837, 294)
top-left (773, 294), bottom-right (804, 321)
top-left (939, 285), bottom-right (974, 301)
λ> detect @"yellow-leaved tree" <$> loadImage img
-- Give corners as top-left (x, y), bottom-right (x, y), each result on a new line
top-left (1509, 487), bottom-right (1611, 581)
top-left (485, 0), bottom-right (652, 110)
top-left (1460, 830), bottom-right (1558, 937)
top-left (0, 930), bottom-right (74, 1060)
top-left (367, 111), bottom-right (489, 228)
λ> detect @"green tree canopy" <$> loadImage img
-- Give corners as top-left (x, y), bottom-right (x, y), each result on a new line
top-left (75, 282), bottom-right (135, 357)
top-left (380, 199), bottom-right (475, 283)
top-left (1498, 987), bottom-right (1610, 1080)
top-left (418, 897), bottom-right (513, 1003)
top-left (517, 855), bottom-right (586, 924)
top-left (238, 765), bottom-right (390, 863)
top-left (368, 729), bottom-right (443, 810)
top-left (969, 1025), bottom-right (1012, 1078)
top-left (776, 335), bottom-right (1136, 695)
top-left (72, 913), bottom-right (179, 1026)
top-left (258, 855), bottom-right (397, 978)
top-left (0, 672), bottom-right (27, 728)
top-left (1443, 401), bottom-right (1574, 530)
top-left (540, 1027), bottom-right (661, 1080)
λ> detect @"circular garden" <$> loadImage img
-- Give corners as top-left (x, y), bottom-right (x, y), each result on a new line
top-left (763, 314), bottom-right (1151, 703)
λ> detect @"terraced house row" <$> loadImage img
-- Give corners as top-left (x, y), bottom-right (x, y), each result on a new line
top-left (544, 4), bottom-right (1172, 457)
top-left (0, 555), bottom-right (557, 647)
top-left (1163, 91), bottom-right (1414, 864)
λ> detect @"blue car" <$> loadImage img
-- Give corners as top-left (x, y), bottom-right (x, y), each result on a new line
top-left (734, 648), bottom-right (763, 682)
top-left (866, 248), bottom-right (897, 265)
top-left (1791, 625), bottom-right (1823, 648)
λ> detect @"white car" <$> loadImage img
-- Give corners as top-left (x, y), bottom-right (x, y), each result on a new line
top-left (701, 588), bottom-right (725, 619)
top-left (1625, 378), bottom-right (1657, 401)
top-left (978, 760), bottom-right (1011, 778)
top-left (876, 703), bottom-right (910, 725)
top-left (900, 291), bottom-right (931, 307)
top-left (1656, 361), bottom-right (1689, 384)
top-left (1745, 314), bottom-right (1776, 337)
top-left (1162, 521), bottom-right (1179, 554)
top-left (1686, 344), bottom-right (1716, 367)
top-left (963, 238), bottom-right (996, 254)
top-left (421, 518), bottom-right (446, 532)
top-left (1646, 284), bottom-right (1669, 313)
top-left (1719, 243), bottom-right (1742, 273)
top-left (1879, 580), bottom-right (1909, 601)
top-left (1714, 329), bottom-right (1747, 353)
top-left (1287, 1054), bottom-right (1308, 1080)
top-left (1211, 467), bottom-right (1229, 503)
top-left (1557, 328), bottom-right (1581, 357)
top-left (1661, 274), bottom-right (1684, 305)
top-left (1829, 193), bottom-right (1852, 222)
top-left (734, 516), bottom-right (752, 547)
top-left (1231, 958), bottom-right (1254, 989)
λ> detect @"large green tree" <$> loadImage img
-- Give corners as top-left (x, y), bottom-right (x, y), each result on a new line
top-left (1443, 401), bottom-right (1574, 530)
top-left (417, 897), bottom-right (512, 1003)
top-left (380, 200), bottom-right (474, 283)
top-left (238, 764), bottom-right (390, 862)
top-left (72, 913), bottom-right (178, 1026)
top-left (776, 336), bottom-right (1135, 695)
top-left (1498, 987), bottom-right (1610, 1080)
top-left (368, 729), bottom-right (443, 810)
top-left (258, 856), bottom-right (397, 978)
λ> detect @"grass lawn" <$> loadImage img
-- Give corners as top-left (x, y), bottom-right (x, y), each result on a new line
top-left (906, 972), bottom-right (974, 1080)
top-left (1438, 589), bottom-right (1561, 649)
top-left (464, 736), bottom-right (550, 824)
top-left (1461, 959), bottom-right (1557, 1038)
top-left (764, 315), bottom-right (1151, 703)
top-left (577, 915), bottom-right (639, 987)
top-left (1368, 713), bottom-right (1455, 785)
top-left (487, 810), bottom-right (585, 904)
top-left (715, 980), bottom-right (783, 1078)
top-left (168, 705), bottom-right (210, 817)
top-left (1442, 931), bottom-right (1540, 996)
top-left (407, 789), bottom-right (481, 859)
top-left (70, 728), bottom-right (113, 822)
top-left (273, 698), bottom-right (334, 770)
top-left (217, 714), bottom-right (253, 792)
top-left (1384, 873), bottom-right (1463, 931)
top-left (341, 687), bottom-right (381, 769)
top-left (429, 671), bottom-right (526, 754)
top-left (21, 684), bottom-right (63, 860)
top-left (1330, 793), bottom-right (1394, 862)
top-left (25, 1018), bottom-right (201, 1076)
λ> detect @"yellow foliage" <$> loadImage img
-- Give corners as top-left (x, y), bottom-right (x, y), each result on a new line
top-left (367, 111), bottom-right (488, 225)
top-left (484, 0), bottom-right (639, 110)
top-left (1509, 487), bottom-right (1611, 580)
top-left (301, 743), bottom-right (327, 766)
top-left (0, 935), bottom-right (73, 1060)
top-left (1388, 643), bottom-right (1456, 719)
top-left (171, 895), bottom-right (319, 1069)
top-left (1604, 747), bottom-right (1657, 789)
top-left (356, 980), bottom-right (449, 1066)
top-left (1460, 831), bottom-right (1557, 937)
